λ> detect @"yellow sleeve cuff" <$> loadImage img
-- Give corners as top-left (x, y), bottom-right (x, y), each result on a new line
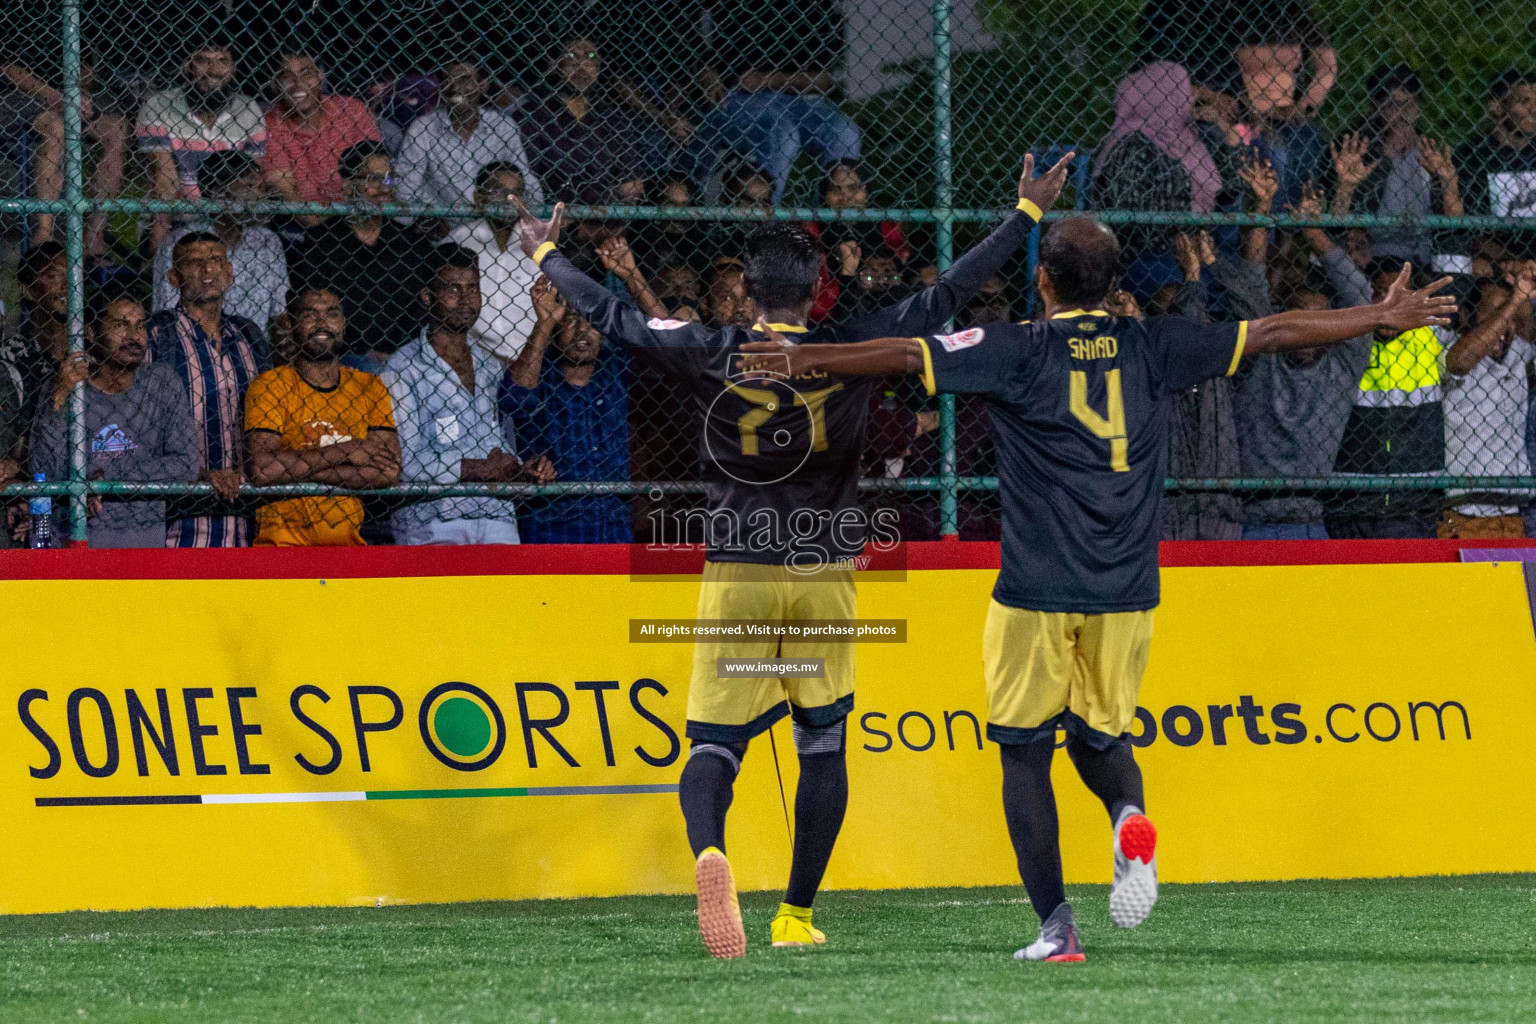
top-left (915, 337), bottom-right (937, 397)
top-left (1016, 197), bottom-right (1043, 221)
top-left (533, 242), bottom-right (557, 266)
top-left (1227, 321), bottom-right (1248, 376)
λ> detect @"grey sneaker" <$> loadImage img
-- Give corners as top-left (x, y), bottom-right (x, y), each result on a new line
top-left (1109, 805), bottom-right (1158, 929)
top-left (1014, 902), bottom-right (1085, 962)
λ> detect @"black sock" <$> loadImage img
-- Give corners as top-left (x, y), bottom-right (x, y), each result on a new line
top-left (1065, 733), bottom-right (1144, 825)
top-left (783, 750), bottom-right (849, 908)
top-left (1000, 739), bottom-right (1066, 923)
top-left (678, 743), bottom-right (743, 857)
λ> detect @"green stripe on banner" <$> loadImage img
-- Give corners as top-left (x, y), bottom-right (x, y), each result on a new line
top-left (367, 787), bottom-right (530, 801)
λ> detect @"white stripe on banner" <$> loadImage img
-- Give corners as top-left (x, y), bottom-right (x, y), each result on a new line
top-left (202, 791), bottom-right (367, 805)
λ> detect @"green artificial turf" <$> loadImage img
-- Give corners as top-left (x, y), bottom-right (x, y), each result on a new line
top-left (1, 875), bottom-right (1533, 1023)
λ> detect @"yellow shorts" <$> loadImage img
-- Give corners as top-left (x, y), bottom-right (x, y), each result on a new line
top-left (686, 561), bottom-right (856, 742)
top-left (982, 600), bottom-right (1153, 748)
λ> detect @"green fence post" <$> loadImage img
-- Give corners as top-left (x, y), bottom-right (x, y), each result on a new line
top-left (61, 0), bottom-right (88, 546)
top-left (931, 0), bottom-right (958, 538)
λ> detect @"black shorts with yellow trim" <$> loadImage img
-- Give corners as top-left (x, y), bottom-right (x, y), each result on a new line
top-left (685, 560), bottom-right (857, 743)
top-left (982, 599), bottom-right (1154, 750)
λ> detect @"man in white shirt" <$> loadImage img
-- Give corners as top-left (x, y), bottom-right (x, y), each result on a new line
top-left (395, 58), bottom-right (543, 210)
top-left (151, 152), bottom-right (288, 335)
top-left (1440, 267), bottom-right (1536, 538)
top-left (380, 244), bottom-right (553, 545)
top-left (442, 161), bottom-right (541, 360)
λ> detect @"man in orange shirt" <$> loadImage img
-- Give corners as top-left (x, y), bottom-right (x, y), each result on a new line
top-left (244, 286), bottom-right (400, 546)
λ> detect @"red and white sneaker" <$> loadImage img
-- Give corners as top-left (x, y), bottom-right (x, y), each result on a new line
top-left (1109, 806), bottom-right (1158, 929)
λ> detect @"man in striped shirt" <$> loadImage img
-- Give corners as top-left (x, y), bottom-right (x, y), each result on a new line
top-left (147, 232), bottom-right (271, 547)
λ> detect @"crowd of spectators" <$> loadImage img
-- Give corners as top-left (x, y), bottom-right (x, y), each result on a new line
top-left (0, 4), bottom-right (1534, 547)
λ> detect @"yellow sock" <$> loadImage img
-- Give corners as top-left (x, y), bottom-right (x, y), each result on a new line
top-left (776, 902), bottom-right (812, 921)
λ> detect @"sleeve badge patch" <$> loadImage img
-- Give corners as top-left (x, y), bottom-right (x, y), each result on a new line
top-left (646, 318), bottom-right (691, 330)
top-left (936, 327), bottom-right (984, 352)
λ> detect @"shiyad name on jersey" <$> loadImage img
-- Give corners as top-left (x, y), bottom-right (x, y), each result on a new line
top-left (1068, 334), bottom-right (1119, 361)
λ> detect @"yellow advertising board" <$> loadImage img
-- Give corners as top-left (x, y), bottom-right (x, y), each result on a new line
top-left (3, 558), bottom-right (1533, 914)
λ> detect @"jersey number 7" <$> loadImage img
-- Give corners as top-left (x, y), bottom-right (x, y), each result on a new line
top-left (1069, 368), bottom-right (1128, 472)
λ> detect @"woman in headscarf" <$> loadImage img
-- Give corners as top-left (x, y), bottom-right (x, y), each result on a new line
top-left (1089, 61), bottom-right (1229, 299)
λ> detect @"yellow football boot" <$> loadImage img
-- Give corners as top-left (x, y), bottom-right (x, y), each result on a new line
top-left (770, 903), bottom-right (826, 947)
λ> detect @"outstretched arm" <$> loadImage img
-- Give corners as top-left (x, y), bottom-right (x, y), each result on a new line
top-left (512, 200), bottom-right (708, 355)
top-left (737, 320), bottom-right (924, 378)
top-left (848, 151), bottom-right (1075, 337)
top-left (741, 266), bottom-right (1458, 383)
top-left (1243, 264), bottom-right (1456, 356)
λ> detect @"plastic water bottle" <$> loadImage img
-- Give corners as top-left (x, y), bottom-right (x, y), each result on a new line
top-left (28, 473), bottom-right (51, 550)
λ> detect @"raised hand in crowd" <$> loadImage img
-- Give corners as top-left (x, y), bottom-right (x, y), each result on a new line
top-left (834, 241), bottom-right (862, 278)
top-left (1238, 155), bottom-right (1279, 213)
top-left (1330, 133), bottom-right (1376, 214)
top-left (1445, 262), bottom-right (1536, 374)
top-left (1293, 182), bottom-right (1336, 255)
top-left (530, 276), bottom-right (568, 326)
top-left (594, 234), bottom-right (669, 319)
top-left (595, 235), bottom-right (643, 282)
top-left (1104, 289), bottom-right (1144, 320)
top-left (1017, 150), bottom-right (1077, 214)
top-left (1170, 229), bottom-right (1216, 283)
top-left (1418, 136), bottom-right (1464, 216)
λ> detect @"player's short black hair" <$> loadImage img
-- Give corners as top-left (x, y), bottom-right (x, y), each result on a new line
top-left (338, 140), bottom-right (390, 181)
top-left (1367, 64), bottom-right (1421, 102)
top-left (197, 151), bottom-right (262, 197)
top-left (474, 160), bottom-right (525, 192)
top-left (742, 223), bottom-right (820, 311)
top-left (17, 240), bottom-right (65, 288)
top-left (1490, 69), bottom-right (1535, 101)
top-left (1038, 217), bottom-right (1121, 308)
top-left (427, 244), bottom-right (481, 287)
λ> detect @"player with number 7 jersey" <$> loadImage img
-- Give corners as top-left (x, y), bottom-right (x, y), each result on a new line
top-left (734, 215), bottom-right (1458, 961)
top-left (510, 153), bottom-right (1076, 960)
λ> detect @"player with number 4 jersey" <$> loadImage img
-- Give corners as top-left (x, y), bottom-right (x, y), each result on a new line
top-left (737, 215), bottom-right (1458, 962)
top-left (511, 152), bottom-right (1076, 959)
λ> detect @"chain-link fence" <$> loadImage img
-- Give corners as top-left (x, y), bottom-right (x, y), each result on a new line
top-left (0, 0), bottom-right (1534, 547)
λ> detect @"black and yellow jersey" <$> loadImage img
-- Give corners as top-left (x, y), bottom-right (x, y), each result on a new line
top-left (916, 310), bottom-right (1246, 612)
top-left (534, 207), bottom-right (1038, 565)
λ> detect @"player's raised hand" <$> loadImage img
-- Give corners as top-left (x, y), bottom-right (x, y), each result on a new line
top-left (511, 197), bottom-right (565, 261)
top-left (1377, 264), bottom-right (1458, 332)
top-left (735, 319), bottom-right (799, 378)
top-left (1017, 151), bottom-right (1076, 214)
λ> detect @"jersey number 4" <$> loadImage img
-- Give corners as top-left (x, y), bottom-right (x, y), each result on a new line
top-left (1069, 368), bottom-right (1128, 472)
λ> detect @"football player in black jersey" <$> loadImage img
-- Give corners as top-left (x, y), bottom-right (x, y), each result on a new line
top-left (511, 152), bottom-right (1073, 957)
top-left (738, 215), bottom-right (1455, 961)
